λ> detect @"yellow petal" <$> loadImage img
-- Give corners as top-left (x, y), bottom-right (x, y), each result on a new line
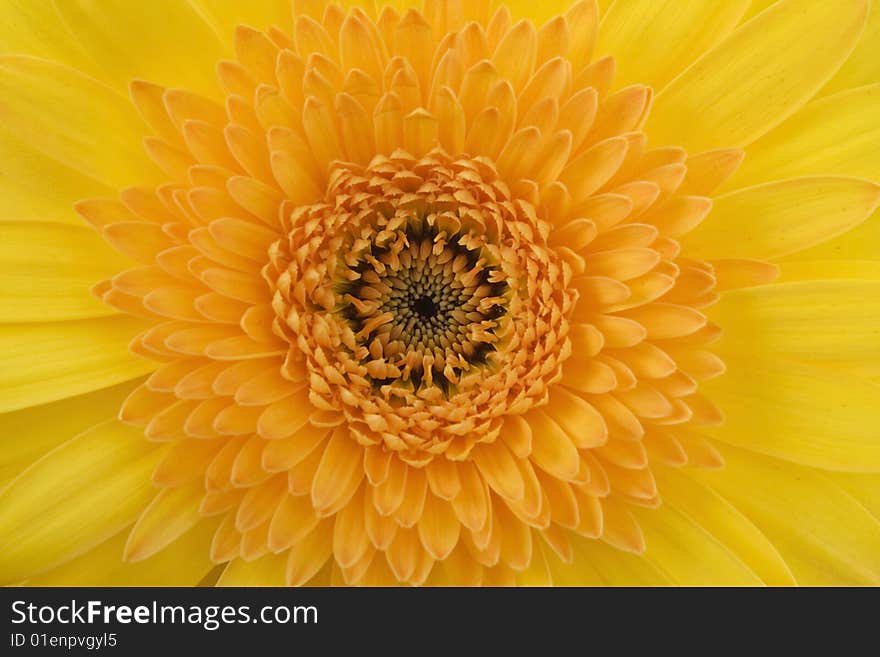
top-left (695, 446), bottom-right (880, 585)
top-left (0, 1), bottom-right (103, 77)
top-left (124, 481), bottom-right (205, 562)
top-left (26, 521), bottom-right (217, 586)
top-left (0, 222), bottom-right (130, 321)
top-left (656, 465), bottom-right (795, 585)
top-left (700, 355), bottom-right (880, 472)
top-left (218, 553), bottom-right (288, 587)
top-left (782, 208), bottom-right (880, 263)
top-left (515, 540), bottom-right (552, 586)
top-left (712, 280), bottom-right (880, 377)
top-left (646, 0), bottom-right (869, 150)
top-left (0, 379), bottom-right (139, 484)
top-left (777, 260), bottom-right (880, 282)
top-left (631, 504), bottom-right (761, 585)
top-left (596, 0), bottom-right (749, 92)
top-left (0, 315), bottom-right (155, 413)
top-left (0, 420), bottom-right (163, 583)
top-left (54, 0), bottom-right (226, 97)
top-left (827, 472), bottom-right (880, 521)
top-left (0, 125), bottom-right (113, 223)
top-left (193, 0), bottom-right (292, 42)
top-left (822, 0), bottom-right (880, 95)
top-left (0, 56), bottom-right (161, 188)
top-left (547, 533), bottom-right (669, 585)
top-left (681, 177), bottom-right (880, 260)
top-left (731, 84), bottom-right (880, 186)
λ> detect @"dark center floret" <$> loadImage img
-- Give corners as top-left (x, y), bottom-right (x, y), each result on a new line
top-left (339, 221), bottom-right (509, 392)
top-left (411, 295), bottom-right (438, 319)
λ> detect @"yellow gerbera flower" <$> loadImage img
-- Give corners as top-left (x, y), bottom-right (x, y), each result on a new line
top-left (0, 0), bottom-right (878, 587)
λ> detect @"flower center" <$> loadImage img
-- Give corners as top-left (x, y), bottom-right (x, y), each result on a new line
top-left (339, 222), bottom-right (509, 392)
top-left (411, 295), bottom-right (438, 319)
top-left (268, 152), bottom-right (573, 461)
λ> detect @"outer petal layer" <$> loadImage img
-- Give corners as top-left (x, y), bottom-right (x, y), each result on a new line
top-left (681, 177), bottom-right (880, 261)
top-left (646, 0), bottom-right (869, 150)
top-left (0, 56), bottom-right (161, 188)
top-left (712, 280), bottom-right (880, 377)
top-left (596, 0), bottom-right (749, 91)
top-left (0, 222), bottom-right (130, 322)
top-left (0, 380), bottom-right (139, 484)
top-left (52, 0), bottom-right (227, 97)
top-left (700, 356), bottom-right (880, 472)
top-left (0, 420), bottom-right (164, 583)
top-left (730, 84), bottom-right (880, 186)
top-left (0, 316), bottom-right (155, 413)
top-left (25, 522), bottom-right (217, 586)
top-left (696, 447), bottom-right (880, 585)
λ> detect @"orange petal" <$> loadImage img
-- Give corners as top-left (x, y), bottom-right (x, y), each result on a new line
top-left (332, 486), bottom-right (371, 569)
top-left (310, 429), bottom-right (365, 516)
top-left (471, 440), bottom-right (525, 502)
top-left (526, 410), bottom-right (581, 481)
top-left (418, 492), bottom-right (461, 560)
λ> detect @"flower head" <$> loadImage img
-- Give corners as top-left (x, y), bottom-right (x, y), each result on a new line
top-left (0, 0), bottom-right (879, 586)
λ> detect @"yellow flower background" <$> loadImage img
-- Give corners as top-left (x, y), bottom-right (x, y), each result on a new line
top-left (0, 0), bottom-right (878, 586)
